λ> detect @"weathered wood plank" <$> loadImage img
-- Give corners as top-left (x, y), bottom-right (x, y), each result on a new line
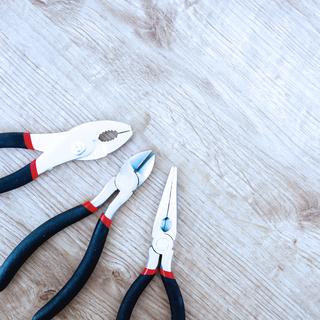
top-left (0, 0), bottom-right (320, 319)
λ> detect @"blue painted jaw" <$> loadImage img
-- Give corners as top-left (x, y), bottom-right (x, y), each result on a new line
top-left (128, 150), bottom-right (156, 186)
top-left (130, 150), bottom-right (153, 170)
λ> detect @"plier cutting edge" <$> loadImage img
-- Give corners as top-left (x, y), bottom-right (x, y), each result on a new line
top-left (0, 150), bottom-right (155, 320)
top-left (117, 167), bottom-right (185, 320)
top-left (0, 120), bottom-right (132, 193)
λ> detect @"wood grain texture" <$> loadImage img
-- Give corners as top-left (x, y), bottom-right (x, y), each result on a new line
top-left (0, 0), bottom-right (320, 319)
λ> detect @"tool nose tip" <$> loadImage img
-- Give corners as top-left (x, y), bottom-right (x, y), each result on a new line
top-left (170, 166), bottom-right (177, 178)
top-left (119, 123), bottom-right (133, 138)
top-left (124, 123), bottom-right (133, 134)
top-left (123, 126), bottom-right (133, 141)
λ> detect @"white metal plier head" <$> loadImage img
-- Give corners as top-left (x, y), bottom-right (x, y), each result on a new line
top-left (148, 166), bottom-right (178, 275)
top-left (0, 120), bottom-right (132, 193)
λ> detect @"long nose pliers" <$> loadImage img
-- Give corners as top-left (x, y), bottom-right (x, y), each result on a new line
top-left (117, 167), bottom-right (185, 320)
top-left (0, 150), bottom-right (156, 320)
top-left (0, 120), bottom-right (132, 194)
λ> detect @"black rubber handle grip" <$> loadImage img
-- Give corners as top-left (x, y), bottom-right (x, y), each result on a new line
top-left (116, 274), bottom-right (155, 320)
top-left (0, 132), bottom-right (28, 148)
top-left (0, 132), bottom-right (37, 193)
top-left (32, 219), bottom-right (109, 320)
top-left (0, 204), bottom-right (93, 291)
top-left (161, 275), bottom-right (185, 320)
top-left (0, 162), bottom-right (36, 194)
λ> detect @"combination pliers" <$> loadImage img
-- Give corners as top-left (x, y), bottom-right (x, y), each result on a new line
top-left (0, 120), bottom-right (132, 193)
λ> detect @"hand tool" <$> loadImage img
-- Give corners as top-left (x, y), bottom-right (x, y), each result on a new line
top-left (0, 121), bottom-right (132, 194)
top-left (0, 150), bottom-right (155, 320)
top-left (116, 167), bottom-right (185, 320)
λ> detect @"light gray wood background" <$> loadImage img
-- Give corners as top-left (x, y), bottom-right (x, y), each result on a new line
top-left (0, 0), bottom-right (320, 319)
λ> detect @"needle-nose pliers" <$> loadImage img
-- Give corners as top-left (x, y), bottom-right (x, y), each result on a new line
top-left (117, 167), bottom-right (185, 320)
top-left (0, 150), bottom-right (155, 320)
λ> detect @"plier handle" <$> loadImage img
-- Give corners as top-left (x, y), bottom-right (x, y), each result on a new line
top-left (0, 132), bottom-right (38, 192)
top-left (117, 267), bottom-right (185, 320)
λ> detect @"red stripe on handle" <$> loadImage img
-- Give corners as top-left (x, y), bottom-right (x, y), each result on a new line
top-left (23, 132), bottom-right (34, 150)
top-left (141, 268), bottom-right (157, 276)
top-left (160, 269), bottom-right (175, 279)
top-left (30, 160), bottom-right (39, 180)
top-left (100, 214), bottom-right (112, 228)
top-left (83, 201), bottom-right (98, 213)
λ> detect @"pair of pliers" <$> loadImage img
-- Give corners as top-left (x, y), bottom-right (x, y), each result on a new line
top-left (117, 167), bottom-right (185, 320)
top-left (0, 121), bottom-right (132, 194)
top-left (0, 150), bottom-right (156, 320)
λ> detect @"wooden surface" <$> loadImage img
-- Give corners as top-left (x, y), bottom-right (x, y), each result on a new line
top-left (0, 0), bottom-right (320, 319)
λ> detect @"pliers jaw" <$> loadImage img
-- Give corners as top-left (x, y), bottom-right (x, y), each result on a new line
top-left (115, 150), bottom-right (155, 192)
top-left (143, 167), bottom-right (178, 274)
top-left (34, 121), bottom-right (133, 175)
top-left (91, 150), bottom-right (156, 220)
top-left (31, 121), bottom-right (132, 156)
top-left (152, 167), bottom-right (177, 241)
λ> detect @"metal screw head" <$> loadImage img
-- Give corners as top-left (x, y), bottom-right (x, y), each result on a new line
top-left (152, 235), bottom-right (173, 254)
top-left (71, 142), bottom-right (87, 155)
